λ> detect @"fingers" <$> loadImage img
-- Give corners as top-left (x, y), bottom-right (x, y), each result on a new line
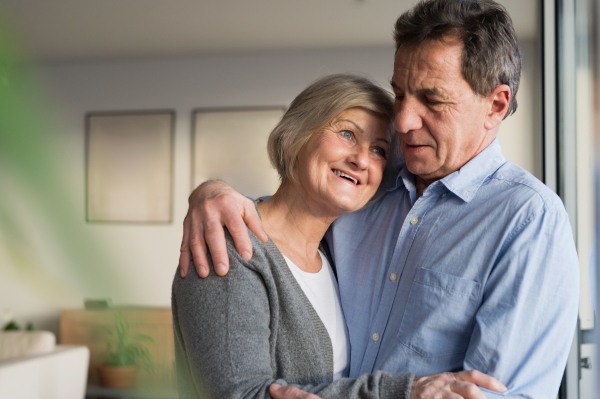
top-left (454, 370), bottom-right (507, 393)
top-left (269, 384), bottom-right (321, 399)
top-left (447, 380), bottom-right (487, 399)
top-left (181, 180), bottom-right (258, 278)
top-left (184, 209), bottom-right (210, 278)
top-left (243, 200), bottom-right (268, 243)
top-left (411, 374), bottom-right (461, 399)
top-left (221, 198), bottom-right (256, 262)
top-left (179, 215), bottom-right (192, 278)
top-left (410, 370), bottom-right (507, 399)
top-left (204, 216), bottom-right (229, 276)
top-left (411, 371), bottom-right (497, 399)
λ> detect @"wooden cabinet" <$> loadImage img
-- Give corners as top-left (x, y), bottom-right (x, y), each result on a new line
top-left (60, 308), bottom-right (176, 392)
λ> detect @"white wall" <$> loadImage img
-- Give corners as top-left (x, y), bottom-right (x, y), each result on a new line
top-left (0, 43), bottom-right (541, 336)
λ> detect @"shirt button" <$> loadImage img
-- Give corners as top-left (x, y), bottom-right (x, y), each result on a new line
top-left (390, 273), bottom-right (397, 281)
top-left (410, 216), bottom-right (419, 225)
top-left (372, 333), bottom-right (380, 342)
top-left (441, 193), bottom-right (447, 198)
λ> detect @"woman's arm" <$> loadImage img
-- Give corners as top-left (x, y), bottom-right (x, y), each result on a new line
top-left (172, 258), bottom-right (274, 398)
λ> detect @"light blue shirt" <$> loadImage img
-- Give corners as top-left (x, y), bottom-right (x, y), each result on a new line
top-left (326, 139), bottom-right (579, 398)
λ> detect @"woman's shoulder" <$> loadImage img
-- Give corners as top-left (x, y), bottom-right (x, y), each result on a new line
top-left (172, 227), bottom-right (279, 305)
top-left (223, 227), bottom-right (282, 276)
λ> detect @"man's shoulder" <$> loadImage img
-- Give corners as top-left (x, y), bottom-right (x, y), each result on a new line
top-left (485, 161), bottom-right (565, 213)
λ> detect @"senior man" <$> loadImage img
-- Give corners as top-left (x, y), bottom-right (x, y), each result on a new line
top-left (178, 0), bottom-right (579, 398)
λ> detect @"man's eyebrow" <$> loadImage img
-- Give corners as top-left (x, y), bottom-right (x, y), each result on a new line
top-left (421, 87), bottom-right (448, 99)
top-left (334, 119), bottom-right (364, 134)
top-left (389, 80), bottom-right (449, 100)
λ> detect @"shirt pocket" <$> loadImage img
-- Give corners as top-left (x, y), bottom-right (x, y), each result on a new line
top-left (397, 267), bottom-right (481, 358)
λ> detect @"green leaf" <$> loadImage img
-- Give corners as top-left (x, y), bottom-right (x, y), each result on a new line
top-left (3, 321), bottom-right (19, 331)
top-left (129, 333), bottom-right (154, 343)
top-left (100, 312), bottom-right (154, 371)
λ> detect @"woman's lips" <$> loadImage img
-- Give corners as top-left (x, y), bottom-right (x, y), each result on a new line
top-left (332, 169), bottom-right (360, 185)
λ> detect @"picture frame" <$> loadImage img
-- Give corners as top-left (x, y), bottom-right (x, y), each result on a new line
top-left (191, 107), bottom-right (285, 199)
top-left (85, 111), bottom-right (175, 223)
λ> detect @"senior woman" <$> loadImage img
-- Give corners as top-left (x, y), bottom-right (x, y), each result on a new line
top-left (172, 74), bottom-right (504, 399)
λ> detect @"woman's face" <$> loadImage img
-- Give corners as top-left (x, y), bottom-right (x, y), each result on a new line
top-left (294, 107), bottom-right (390, 216)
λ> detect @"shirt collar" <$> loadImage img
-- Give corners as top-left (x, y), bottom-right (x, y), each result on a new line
top-left (388, 138), bottom-right (506, 203)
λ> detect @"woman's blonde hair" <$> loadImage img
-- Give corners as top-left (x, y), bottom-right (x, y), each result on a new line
top-left (267, 74), bottom-right (395, 182)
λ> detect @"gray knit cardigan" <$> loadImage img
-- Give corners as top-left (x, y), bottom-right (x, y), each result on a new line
top-left (172, 228), bottom-right (414, 399)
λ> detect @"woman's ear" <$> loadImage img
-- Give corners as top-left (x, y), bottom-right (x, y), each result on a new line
top-left (484, 84), bottom-right (511, 130)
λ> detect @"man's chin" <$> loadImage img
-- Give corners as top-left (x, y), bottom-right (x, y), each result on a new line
top-left (405, 160), bottom-right (434, 177)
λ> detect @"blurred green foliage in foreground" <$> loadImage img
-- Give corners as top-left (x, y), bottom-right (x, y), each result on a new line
top-left (0, 5), bottom-right (123, 303)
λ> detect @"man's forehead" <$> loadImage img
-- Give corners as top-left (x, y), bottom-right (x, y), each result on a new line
top-left (391, 41), bottom-right (466, 94)
top-left (395, 40), bottom-right (462, 69)
top-left (396, 36), bottom-right (463, 58)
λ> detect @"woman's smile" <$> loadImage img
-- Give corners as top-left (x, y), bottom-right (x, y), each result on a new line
top-left (293, 107), bottom-right (391, 216)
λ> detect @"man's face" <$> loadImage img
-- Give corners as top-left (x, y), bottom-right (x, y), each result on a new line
top-left (391, 39), bottom-right (492, 186)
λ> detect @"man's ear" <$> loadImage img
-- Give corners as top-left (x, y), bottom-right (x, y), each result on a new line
top-left (484, 84), bottom-right (511, 130)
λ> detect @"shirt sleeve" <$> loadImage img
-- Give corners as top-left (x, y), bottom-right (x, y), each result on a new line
top-left (463, 207), bottom-right (580, 398)
top-left (172, 249), bottom-right (414, 399)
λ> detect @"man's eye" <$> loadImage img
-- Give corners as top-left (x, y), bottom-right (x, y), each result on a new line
top-left (425, 97), bottom-right (441, 105)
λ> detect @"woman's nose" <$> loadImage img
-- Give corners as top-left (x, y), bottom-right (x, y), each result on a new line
top-left (347, 146), bottom-right (370, 169)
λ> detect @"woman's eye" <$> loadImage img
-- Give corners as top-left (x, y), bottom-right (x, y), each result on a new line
top-left (340, 130), bottom-right (353, 139)
top-left (372, 147), bottom-right (387, 158)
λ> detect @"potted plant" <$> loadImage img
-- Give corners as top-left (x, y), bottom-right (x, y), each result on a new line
top-left (98, 312), bottom-right (154, 389)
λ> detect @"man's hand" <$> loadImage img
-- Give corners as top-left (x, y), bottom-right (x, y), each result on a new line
top-left (269, 384), bottom-right (321, 399)
top-left (179, 180), bottom-right (267, 278)
top-left (411, 370), bottom-right (507, 399)
top-left (267, 370), bottom-right (505, 399)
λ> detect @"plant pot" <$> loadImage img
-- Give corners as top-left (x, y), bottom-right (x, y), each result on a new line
top-left (97, 364), bottom-right (137, 388)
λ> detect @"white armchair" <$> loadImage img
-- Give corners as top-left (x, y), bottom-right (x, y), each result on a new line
top-left (0, 331), bottom-right (89, 399)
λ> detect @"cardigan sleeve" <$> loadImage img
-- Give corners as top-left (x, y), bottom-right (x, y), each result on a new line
top-left (172, 237), bottom-right (414, 399)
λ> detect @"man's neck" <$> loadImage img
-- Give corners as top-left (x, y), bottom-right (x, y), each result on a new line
top-left (415, 176), bottom-right (433, 198)
top-left (413, 133), bottom-right (497, 198)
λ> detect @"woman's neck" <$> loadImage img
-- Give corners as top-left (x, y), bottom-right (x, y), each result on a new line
top-left (257, 182), bottom-right (339, 273)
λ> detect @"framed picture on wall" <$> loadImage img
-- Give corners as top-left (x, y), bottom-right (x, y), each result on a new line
top-left (86, 111), bottom-right (174, 223)
top-left (192, 107), bottom-right (285, 199)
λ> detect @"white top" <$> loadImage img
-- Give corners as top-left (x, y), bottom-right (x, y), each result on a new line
top-left (282, 250), bottom-right (349, 380)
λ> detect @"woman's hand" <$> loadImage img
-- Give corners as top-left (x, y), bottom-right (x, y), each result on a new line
top-left (179, 180), bottom-right (267, 278)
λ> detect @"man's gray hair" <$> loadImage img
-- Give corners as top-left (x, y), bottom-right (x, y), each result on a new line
top-left (394, 0), bottom-right (521, 117)
top-left (267, 73), bottom-right (395, 183)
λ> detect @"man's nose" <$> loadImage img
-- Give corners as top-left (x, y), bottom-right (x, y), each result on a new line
top-left (394, 98), bottom-right (423, 134)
